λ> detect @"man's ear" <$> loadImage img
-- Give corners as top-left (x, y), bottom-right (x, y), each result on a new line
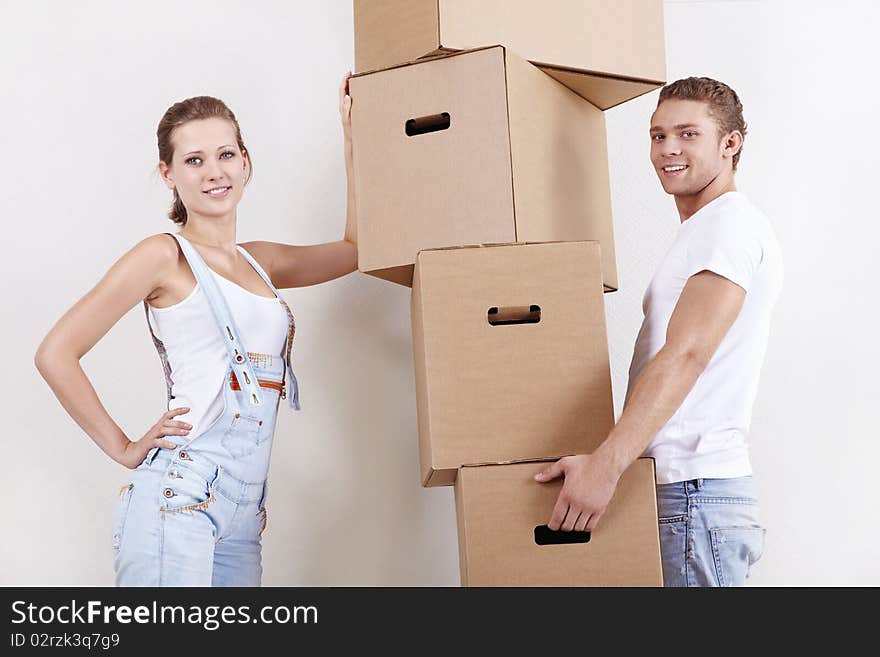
top-left (158, 161), bottom-right (175, 191)
top-left (722, 130), bottom-right (744, 162)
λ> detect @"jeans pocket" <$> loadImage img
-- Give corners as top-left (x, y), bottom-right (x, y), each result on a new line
top-left (258, 479), bottom-right (269, 509)
top-left (710, 525), bottom-right (766, 587)
top-left (258, 480), bottom-right (269, 536)
top-left (160, 466), bottom-right (222, 516)
top-left (658, 514), bottom-right (688, 587)
top-left (138, 446), bottom-right (161, 469)
top-left (111, 483), bottom-right (135, 552)
top-left (221, 413), bottom-right (268, 459)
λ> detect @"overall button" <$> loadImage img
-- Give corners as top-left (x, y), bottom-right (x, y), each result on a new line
top-left (178, 450), bottom-right (192, 461)
top-left (163, 488), bottom-right (176, 499)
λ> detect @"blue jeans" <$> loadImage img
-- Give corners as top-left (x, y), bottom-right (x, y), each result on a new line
top-left (657, 476), bottom-right (765, 587)
top-left (112, 358), bottom-right (283, 586)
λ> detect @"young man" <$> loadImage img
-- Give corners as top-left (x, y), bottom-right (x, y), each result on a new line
top-left (535, 77), bottom-right (783, 586)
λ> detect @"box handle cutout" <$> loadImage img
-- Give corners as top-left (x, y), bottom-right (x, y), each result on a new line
top-left (534, 525), bottom-right (591, 546)
top-left (405, 112), bottom-right (451, 137)
top-left (487, 305), bottom-right (541, 326)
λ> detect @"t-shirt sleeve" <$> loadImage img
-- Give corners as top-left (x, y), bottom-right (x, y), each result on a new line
top-left (685, 212), bottom-right (764, 292)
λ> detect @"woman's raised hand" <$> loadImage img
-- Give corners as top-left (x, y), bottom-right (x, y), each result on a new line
top-left (339, 71), bottom-right (352, 140)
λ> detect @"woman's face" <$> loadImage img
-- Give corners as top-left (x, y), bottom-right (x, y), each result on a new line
top-left (160, 117), bottom-right (249, 220)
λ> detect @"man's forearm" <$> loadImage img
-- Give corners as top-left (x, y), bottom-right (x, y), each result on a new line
top-left (595, 346), bottom-right (707, 476)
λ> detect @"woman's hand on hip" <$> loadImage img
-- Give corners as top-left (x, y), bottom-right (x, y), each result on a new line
top-left (116, 407), bottom-right (191, 469)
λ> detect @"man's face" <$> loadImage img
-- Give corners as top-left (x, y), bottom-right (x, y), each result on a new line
top-left (649, 99), bottom-right (730, 197)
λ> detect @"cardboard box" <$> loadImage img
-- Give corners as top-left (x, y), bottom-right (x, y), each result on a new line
top-left (411, 241), bottom-right (614, 487)
top-left (455, 458), bottom-right (663, 586)
top-left (353, 0), bottom-right (666, 110)
top-left (350, 46), bottom-right (617, 290)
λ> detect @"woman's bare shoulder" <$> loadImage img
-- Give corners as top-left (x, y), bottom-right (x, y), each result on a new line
top-left (123, 233), bottom-right (185, 301)
top-left (134, 232), bottom-right (179, 260)
top-left (238, 240), bottom-right (276, 277)
top-left (116, 233), bottom-right (182, 277)
top-left (103, 233), bottom-right (183, 300)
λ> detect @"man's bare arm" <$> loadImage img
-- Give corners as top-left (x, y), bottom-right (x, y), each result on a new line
top-left (537, 269), bottom-right (747, 531)
top-left (596, 269), bottom-right (746, 474)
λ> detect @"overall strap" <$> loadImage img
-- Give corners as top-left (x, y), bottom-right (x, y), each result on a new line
top-left (171, 233), bottom-right (265, 409)
top-left (236, 245), bottom-right (301, 410)
top-left (143, 301), bottom-right (174, 406)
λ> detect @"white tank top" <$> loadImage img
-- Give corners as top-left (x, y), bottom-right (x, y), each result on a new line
top-left (148, 269), bottom-right (289, 438)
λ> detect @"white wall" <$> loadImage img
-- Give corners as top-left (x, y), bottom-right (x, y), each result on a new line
top-left (2, 0), bottom-right (877, 586)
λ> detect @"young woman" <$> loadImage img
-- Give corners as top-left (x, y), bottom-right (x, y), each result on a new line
top-left (34, 74), bottom-right (357, 586)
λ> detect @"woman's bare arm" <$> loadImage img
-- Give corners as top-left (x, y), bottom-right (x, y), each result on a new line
top-left (34, 234), bottom-right (185, 467)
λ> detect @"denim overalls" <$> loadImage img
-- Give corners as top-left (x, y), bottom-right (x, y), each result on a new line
top-left (112, 233), bottom-right (300, 586)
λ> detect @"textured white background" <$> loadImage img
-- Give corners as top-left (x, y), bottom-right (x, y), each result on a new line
top-left (1, 0), bottom-right (877, 585)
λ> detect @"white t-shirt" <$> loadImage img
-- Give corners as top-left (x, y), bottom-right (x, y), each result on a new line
top-left (625, 191), bottom-right (783, 484)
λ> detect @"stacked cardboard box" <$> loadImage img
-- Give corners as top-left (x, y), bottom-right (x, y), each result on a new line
top-left (350, 0), bottom-right (666, 586)
top-left (353, 0), bottom-right (666, 110)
